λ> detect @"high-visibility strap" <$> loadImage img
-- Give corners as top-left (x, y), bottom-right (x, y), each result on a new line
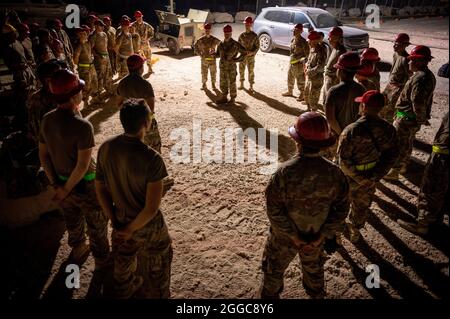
top-left (291, 59), bottom-right (300, 64)
top-left (432, 145), bottom-right (449, 155)
top-left (78, 63), bottom-right (92, 68)
top-left (205, 57), bottom-right (215, 61)
top-left (119, 53), bottom-right (130, 59)
top-left (396, 111), bottom-right (416, 120)
top-left (99, 52), bottom-right (109, 56)
top-left (355, 161), bottom-right (377, 171)
top-left (58, 172), bottom-right (96, 182)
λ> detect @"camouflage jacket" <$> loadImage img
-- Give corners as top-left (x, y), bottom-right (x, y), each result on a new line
top-left (133, 21), bottom-right (154, 42)
top-left (338, 115), bottom-right (399, 183)
top-left (27, 88), bottom-right (57, 142)
top-left (238, 31), bottom-right (259, 55)
top-left (216, 38), bottom-right (246, 65)
top-left (324, 44), bottom-right (346, 77)
top-left (395, 67), bottom-right (436, 124)
top-left (289, 36), bottom-right (309, 63)
top-left (265, 153), bottom-right (349, 240)
top-left (367, 67), bottom-right (381, 91)
top-left (305, 44), bottom-right (327, 79)
top-left (194, 35), bottom-right (221, 59)
top-left (105, 26), bottom-right (116, 50)
top-left (433, 112), bottom-right (449, 152)
top-left (115, 32), bottom-right (134, 57)
top-left (388, 51), bottom-right (410, 86)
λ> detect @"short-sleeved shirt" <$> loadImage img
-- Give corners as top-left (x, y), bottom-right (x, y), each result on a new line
top-left (117, 72), bottom-right (154, 99)
top-left (39, 108), bottom-right (95, 177)
top-left (96, 135), bottom-right (168, 223)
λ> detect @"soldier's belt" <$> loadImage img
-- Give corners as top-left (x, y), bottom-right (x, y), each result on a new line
top-left (290, 59), bottom-right (303, 65)
top-left (58, 172), bottom-right (96, 182)
top-left (204, 57), bottom-right (215, 61)
top-left (396, 111), bottom-right (416, 120)
top-left (119, 54), bottom-right (131, 59)
top-left (99, 52), bottom-right (109, 57)
top-left (432, 145), bottom-right (449, 155)
top-left (78, 63), bottom-right (93, 68)
top-left (355, 161), bottom-right (377, 171)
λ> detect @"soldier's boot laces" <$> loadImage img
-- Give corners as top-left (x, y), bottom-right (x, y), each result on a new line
top-left (384, 169), bottom-right (400, 181)
top-left (397, 219), bottom-right (428, 235)
top-left (282, 90), bottom-right (293, 97)
top-left (238, 81), bottom-right (244, 90)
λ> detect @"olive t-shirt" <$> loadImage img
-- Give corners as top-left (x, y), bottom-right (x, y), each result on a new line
top-left (117, 73), bottom-right (155, 99)
top-left (96, 135), bottom-right (168, 223)
top-left (39, 107), bottom-right (95, 177)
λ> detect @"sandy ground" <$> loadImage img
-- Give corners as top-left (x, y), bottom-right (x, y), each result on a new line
top-left (2, 17), bottom-right (448, 300)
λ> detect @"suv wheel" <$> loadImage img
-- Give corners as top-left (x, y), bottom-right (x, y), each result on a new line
top-left (259, 33), bottom-right (273, 52)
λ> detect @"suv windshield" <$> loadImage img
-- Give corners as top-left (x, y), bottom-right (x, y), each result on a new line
top-left (307, 11), bottom-right (339, 28)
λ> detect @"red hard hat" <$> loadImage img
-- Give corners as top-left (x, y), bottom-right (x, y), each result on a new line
top-left (127, 54), bottom-right (146, 71)
top-left (288, 112), bottom-right (336, 148)
top-left (307, 31), bottom-right (321, 41)
top-left (244, 16), bottom-right (253, 24)
top-left (361, 47), bottom-right (380, 62)
top-left (204, 23), bottom-right (212, 30)
top-left (355, 90), bottom-right (385, 109)
top-left (74, 27), bottom-right (86, 35)
top-left (81, 24), bottom-right (91, 33)
top-left (121, 19), bottom-right (131, 27)
top-left (329, 26), bottom-right (343, 37)
top-left (294, 23), bottom-right (303, 30)
top-left (88, 14), bottom-right (98, 21)
top-left (54, 18), bottom-right (63, 28)
top-left (17, 23), bottom-right (30, 33)
top-left (395, 33), bottom-right (410, 45)
top-left (49, 69), bottom-right (85, 102)
top-left (334, 52), bottom-right (363, 71)
top-left (134, 10), bottom-right (143, 18)
top-left (408, 45), bottom-right (433, 61)
top-left (223, 24), bottom-right (232, 33)
top-left (357, 59), bottom-right (376, 77)
top-left (103, 16), bottom-right (111, 22)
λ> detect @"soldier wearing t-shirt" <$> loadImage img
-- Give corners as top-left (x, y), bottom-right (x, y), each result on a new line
top-left (95, 99), bottom-right (173, 299)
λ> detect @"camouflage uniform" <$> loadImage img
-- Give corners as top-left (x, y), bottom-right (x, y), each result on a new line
top-left (286, 36), bottom-right (309, 95)
top-left (56, 29), bottom-right (74, 70)
top-left (381, 51), bottom-right (410, 122)
top-left (216, 39), bottom-right (246, 100)
top-left (132, 33), bottom-right (142, 55)
top-left (27, 88), bottom-right (57, 142)
top-left (356, 78), bottom-right (378, 91)
top-left (116, 32), bottom-right (134, 78)
top-left (319, 44), bottom-right (346, 106)
top-left (74, 41), bottom-right (99, 104)
top-left (261, 153), bottom-right (349, 299)
top-left (238, 31), bottom-right (259, 85)
top-left (367, 66), bottom-right (380, 91)
top-left (105, 25), bottom-right (117, 74)
top-left (134, 21), bottom-right (154, 71)
top-left (194, 35), bottom-right (221, 86)
top-left (304, 43), bottom-right (327, 111)
top-left (392, 67), bottom-right (436, 172)
top-left (338, 115), bottom-right (399, 229)
top-left (416, 113), bottom-right (449, 226)
top-left (91, 31), bottom-right (113, 93)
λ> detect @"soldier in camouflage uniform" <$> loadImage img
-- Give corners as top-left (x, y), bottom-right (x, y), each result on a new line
top-left (282, 23), bottom-right (309, 101)
top-left (260, 112), bottom-right (349, 299)
top-left (355, 60), bottom-right (378, 91)
top-left (193, 23), bottom-right (221, 90)
top-left (115, 19), bottom-right (134, 79)
top-left (238, 16), bottom-right (259, 92)
top-left (91, 20), bottom-right (113, 95)
top-left (73, 28), bottom-right (99, 107)
top-left (133, 11), bottom-right (155, 74)
top-left (216, 25), bottom-right (246, 104)
top-left (338, 91), bottom-right (399, 243)
top-left (27, 60), bottom-right (61, 143)
top-left (96, 100), bottom-right (173, 298)
top-left (360, 48), bottom-right (381, 91)
top-left (52, 19), bottom-right (74, 71)
top-left (318, 27), bottom-right (346, 107)
top-left (397, 112), bottom-right (448, 235)
top-left (129, 24), bottom-right (142, 55)
top-left (39, 69), bottom-right (109, 267)
top-left (304, 31), bottom-right (327, 111)
top-left (103, 16), bottom-right (117, 75)
top-left (381, 33), bottom-right (411, 123)
top-left (385, 45), bottom-right (436, 180)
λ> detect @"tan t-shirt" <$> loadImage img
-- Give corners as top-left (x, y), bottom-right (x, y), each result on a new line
top-left (117, 72), bottom-right (154, 98)
top-left (39, 108), bottom-right (95, 177)
top-left (96, 134), bottom-right (168, 224)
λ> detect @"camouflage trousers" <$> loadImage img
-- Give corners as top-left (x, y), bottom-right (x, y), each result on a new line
top-left (78, 64), bottom-right (99, 103)
top-left (200, 58), bottom-right (217, 85)
top-left (57, 181), bottom-right (109, 262)
top-left (381, 84), bottom-right (403, 123)
top-left (94, 55), bottom-right (113, 93)
top-left (141, 41), bottom-right (153, 72)
top-left (108, 50), bottom-right (117, 74)
top-left (112, 211), bottom-right (172, 299)
top-left (239, 56), bottom-right (255, 84)
top-left (287, 62), bottom-right (305, 94)
top-left (392, 118), bottom-right (420, 171)
top-left (219, 62), bottom-right (238, 99)
top-left (261, 232), bottom-right (326, 299)
top-left (117, 55), bottom-right (130, 79)
top-left (144, 118), bottom-right (162, 153)
top-left (347, 178), bottom-right (376, 229)
top-left (304, 76), bottom-right (324, 111)
top-left (417, 152), bottom-right (449, 226)
top-left (318, 74), bottom-right (338, 106)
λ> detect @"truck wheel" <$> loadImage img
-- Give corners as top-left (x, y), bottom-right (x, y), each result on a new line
top-left (167, 38), bottom-right (180, 55)
top-left (259, 33), bottom-right (273, 52)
